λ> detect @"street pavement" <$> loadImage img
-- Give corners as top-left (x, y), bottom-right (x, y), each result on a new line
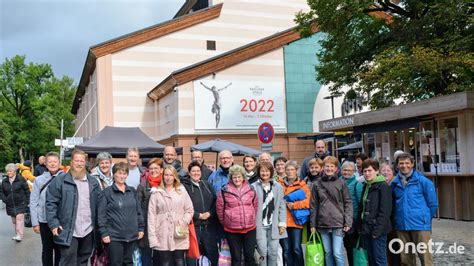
top-left (0, 207), bottom-right (42, 265)
top-left (430, 218), bottom-right (474, 265)
top-left (0, 205), bottom-right (472, 265)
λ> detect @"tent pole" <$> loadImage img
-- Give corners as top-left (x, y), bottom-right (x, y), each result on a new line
top-left (432, 117), bottom-right (440, 220)
top-left (216, 153), bottom-right (219, 169)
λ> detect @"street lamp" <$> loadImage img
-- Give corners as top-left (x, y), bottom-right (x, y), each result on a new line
top-left (323, 93), bottom-right (341, 119)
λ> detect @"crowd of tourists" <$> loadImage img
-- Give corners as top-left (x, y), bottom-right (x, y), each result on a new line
top-left (0, 140), bottom-right (438, 266)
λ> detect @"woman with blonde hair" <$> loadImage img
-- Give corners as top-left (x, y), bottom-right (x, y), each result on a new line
top-left (138, 158), bottom-right (164, 266)
top-left (148, 165), bottom-right (194, 266)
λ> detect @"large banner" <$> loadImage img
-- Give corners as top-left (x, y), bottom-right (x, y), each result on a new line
top-left (194, 79), bottom-right (286, 130)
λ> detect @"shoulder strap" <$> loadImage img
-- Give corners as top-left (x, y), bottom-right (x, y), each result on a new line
top-left (40, 175), bottom-right (56, 194)
top-left (319, 181), bottom-right (344, 216)
top-left (221, 188), bottom-right (226, 206)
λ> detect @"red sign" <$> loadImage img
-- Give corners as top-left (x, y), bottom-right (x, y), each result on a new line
top-left (258, 122), bottom-right (274, 144)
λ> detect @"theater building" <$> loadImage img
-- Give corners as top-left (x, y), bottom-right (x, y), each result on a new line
top-left (72, 0), bottom-right (342, 166)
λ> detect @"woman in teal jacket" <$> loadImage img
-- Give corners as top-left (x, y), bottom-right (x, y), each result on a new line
top-left (340, 161), bottom-right (363, 266)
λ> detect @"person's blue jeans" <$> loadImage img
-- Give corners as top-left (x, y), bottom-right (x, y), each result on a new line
top-left (320, 229), bottom-right (345, 266)
top-left (280, 227), bottom-right (304, 266)
top-left (362, 234), bottom-right (388, 266)
top-left (140, 247), bottom-right (152, 266)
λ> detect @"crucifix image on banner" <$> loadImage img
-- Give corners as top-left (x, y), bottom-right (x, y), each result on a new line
top-left (200, 81), bottom-right (232, 128)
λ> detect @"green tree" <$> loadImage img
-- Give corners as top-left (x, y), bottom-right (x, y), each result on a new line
top-left (0, 55), bottom-right (76, 163)
top-left (296, 0), bottom-right (473, 108)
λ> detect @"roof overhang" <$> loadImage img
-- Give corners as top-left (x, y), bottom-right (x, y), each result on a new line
top-left (71, 3), bottom-right (223, 114)
top-left (147, 24), bottom-right (320, 101)
top-left (319, 91), bottom-right (474, 132)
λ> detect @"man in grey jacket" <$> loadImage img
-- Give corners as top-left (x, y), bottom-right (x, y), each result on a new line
top-left (46, 149), bottom-right (102, 266)
top-left (30, 151), bottom-right (63, 266)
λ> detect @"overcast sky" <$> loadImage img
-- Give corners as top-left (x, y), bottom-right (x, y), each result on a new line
top-left (0, 0), bottom-right (183, 82)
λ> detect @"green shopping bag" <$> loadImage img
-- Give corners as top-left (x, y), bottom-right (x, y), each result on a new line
top-left (305, 232), bottom-right (325, 266)
top-left (353, 236), bottom-right (368, 265)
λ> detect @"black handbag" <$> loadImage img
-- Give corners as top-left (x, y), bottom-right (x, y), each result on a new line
top-left (24, 208), bottom-right (32, 228)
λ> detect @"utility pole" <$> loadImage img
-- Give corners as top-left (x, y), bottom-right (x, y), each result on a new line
top-left (60, 119), bottom-right (64, 165)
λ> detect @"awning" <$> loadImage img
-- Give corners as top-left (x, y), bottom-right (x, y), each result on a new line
top-left (296, 133), bottom-right (334, 140)
top-left (336, 140), bottom-right (363, 151)
top-left (353, 117), bottom-right (419, 134)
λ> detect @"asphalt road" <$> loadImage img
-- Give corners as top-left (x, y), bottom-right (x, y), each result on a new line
top-left (0, 207), bottom-right (42, 265)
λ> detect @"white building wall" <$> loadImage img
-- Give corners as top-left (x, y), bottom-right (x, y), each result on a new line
top-left (109, 0), bottom-right (309, 140)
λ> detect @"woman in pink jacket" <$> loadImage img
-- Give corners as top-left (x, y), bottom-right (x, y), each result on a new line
top-left (216, 164), bottom-right (258, 266)
top-left (148, 165), bottom-right (194, 266)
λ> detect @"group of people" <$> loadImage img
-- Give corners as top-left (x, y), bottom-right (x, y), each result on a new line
top-left (0, 140), bottom-right (438, 266)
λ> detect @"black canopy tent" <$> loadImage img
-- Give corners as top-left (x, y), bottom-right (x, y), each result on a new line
top-left (68, 126), bottom-right (182, 157)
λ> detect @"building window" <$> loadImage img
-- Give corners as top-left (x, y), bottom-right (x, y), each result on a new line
top-left (419, 117), bottom-right (459, 173)
top-left (206, 40), bottom-right (216, 50)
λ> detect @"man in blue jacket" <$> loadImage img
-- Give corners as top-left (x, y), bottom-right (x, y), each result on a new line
top-left (391, 153), bottom-right (438, 265)
top-left (46, 149), bottom-right (102, 266)
top-left (208, 150), bottom-right (234, 196)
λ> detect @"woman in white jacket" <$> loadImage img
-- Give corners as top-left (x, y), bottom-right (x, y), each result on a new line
top-left (148, 165), bottom-right (194, 266)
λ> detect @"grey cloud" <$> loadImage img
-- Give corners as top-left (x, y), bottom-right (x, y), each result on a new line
top-left (1, 0), bottom-right (183, 81)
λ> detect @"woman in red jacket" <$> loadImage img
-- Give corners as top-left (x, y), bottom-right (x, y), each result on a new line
top-left (216, 164), bottom-right (258, 266)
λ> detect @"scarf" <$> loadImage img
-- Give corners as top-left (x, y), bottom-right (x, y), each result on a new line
top-left (321, 173), bottom-right (338, 182)
top-left (148, 175), bottom-right (162, 188)
top-left (261, 181), bottom-right (275, 227)
top-left (361, 175), bottom-right (386, 220)
top-left (399, 169), bottom-right (414, 187)
top-left (221, 166), bottom-right (230, 175)
top-left (96, 167), bottom-right (113, 187)
top-left (245, 171), bottom-right (255, 179)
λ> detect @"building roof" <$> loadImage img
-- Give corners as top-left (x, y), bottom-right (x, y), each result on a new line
top-left (147, 25), bottom-right (320, 100)
top-left (319, 91), bottom-right (474, 132)
top-left (71, 3), bottom-right (223, 114)
top-left (174, 0), bottom-right (210, 18)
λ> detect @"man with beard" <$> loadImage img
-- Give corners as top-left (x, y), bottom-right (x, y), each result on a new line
top-left (208, 150), bottom-right (234, 196)
top-left (46, 149), bottom-right (102, 266)
top-left (300, 139), bottom-right (330, 178)
top-left (163, 146), bottom-right (187, 179)
top-left (190, 150), bottom-right (213, 181)
top-left (30, 152), bottom-right (64, 266)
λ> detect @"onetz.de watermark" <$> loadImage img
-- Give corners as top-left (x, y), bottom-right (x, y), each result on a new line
top-left (389, 239), bottom-right (465, 254)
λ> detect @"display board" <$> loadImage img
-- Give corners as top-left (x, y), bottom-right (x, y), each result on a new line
top-left (194, 79), bottom-right (286, 130)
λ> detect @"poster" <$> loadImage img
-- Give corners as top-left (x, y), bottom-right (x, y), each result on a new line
top-left (194, 79), bottom-right (286, 130)
top-left (382, 143), bottom-right (390, 158)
